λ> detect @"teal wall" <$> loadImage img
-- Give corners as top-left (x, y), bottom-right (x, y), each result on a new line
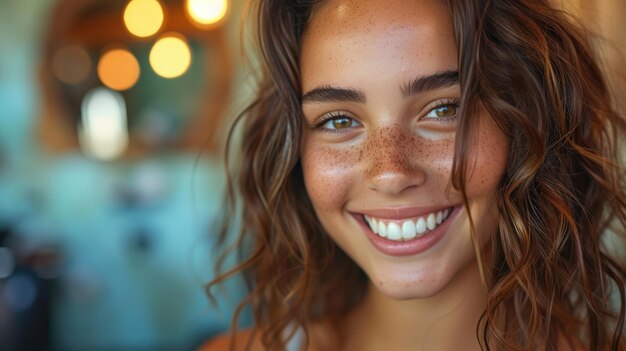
top-left (0, 1), bottom-right (248, 350)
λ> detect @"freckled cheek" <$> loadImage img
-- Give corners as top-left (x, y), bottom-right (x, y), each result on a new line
top-left (427, 137), bottom-right (456, 183)
top-left (466, 125), bottom-right (509, 197)
top-left (301, 141), bottom-right (362, 211)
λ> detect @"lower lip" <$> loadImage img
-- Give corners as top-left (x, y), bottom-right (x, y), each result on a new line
top-left (354, 206), bottom-right (461, 256)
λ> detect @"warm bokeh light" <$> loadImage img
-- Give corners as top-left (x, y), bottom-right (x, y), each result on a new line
top-left (149, 34), bottom-right (192, 79)
top-left (186, 0), bottom-right (228, 26)
top-left (123, 0), bottom-right (164, 38)
top-left (52, 45), bottom-right (92, 85)
top-left (97, 48), bottom-right (140, 91)
top-left (79, 87), bottom-right (129, 160)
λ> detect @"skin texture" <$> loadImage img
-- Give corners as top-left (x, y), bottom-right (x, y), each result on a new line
top-left (299, 0), bottom-right (509, 349)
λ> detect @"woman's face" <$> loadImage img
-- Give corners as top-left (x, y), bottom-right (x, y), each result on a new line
top-left (300, 0), bottom-right (508, 300)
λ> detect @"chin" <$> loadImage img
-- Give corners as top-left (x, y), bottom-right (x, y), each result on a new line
top-left (362, 246), bottom-right (484, 302)
top-left (376, 284), bottom-right (447, 301)
top-left (366, 265), bottom-right (455, 301)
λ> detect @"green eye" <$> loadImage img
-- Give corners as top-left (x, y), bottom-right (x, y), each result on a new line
top-left (426, 104), bottom-right (458, 119)
top-left (321, 115), bottom-right (360, 130)
top-left (436, 105), bottom-right (456, 117)
top-left (331, 117), bottom-right (353, 129)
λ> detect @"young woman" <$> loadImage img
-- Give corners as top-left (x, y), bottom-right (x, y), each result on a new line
top-left (203, 0), bottom-right (626, 350)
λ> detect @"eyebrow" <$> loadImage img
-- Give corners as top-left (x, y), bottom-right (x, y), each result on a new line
top-left (301, 85), bottom-right (366, 104)
top-left (400, 70), bottom-right (459, 97)
top-left (301, 70), bottom-right (459, 105)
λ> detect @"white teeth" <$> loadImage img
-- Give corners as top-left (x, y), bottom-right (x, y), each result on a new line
top-left (387, 223), bottom-right (402, 240)
top-left (415, 217), bottom-right (426, 235)
top-left (370, 217), bottom-right (379, 233)
top-left (378, 221), bottom-right (387, 237)
top-left (426, 213), bottom-right (436, 230)
top-left (364, 207), bottom-right (454, 242)
top-left (401, 220), bottom-right (416, 240)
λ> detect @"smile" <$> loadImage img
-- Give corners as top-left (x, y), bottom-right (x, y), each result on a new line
top-left (364, 207), bottom-right (454, 241)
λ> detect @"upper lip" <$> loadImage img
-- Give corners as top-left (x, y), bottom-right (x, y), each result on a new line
top-left (353, 205), bottom-right (459, 220)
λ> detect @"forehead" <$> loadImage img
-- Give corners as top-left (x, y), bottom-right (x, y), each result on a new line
top-left (300, 0), bottom-right (457, 93)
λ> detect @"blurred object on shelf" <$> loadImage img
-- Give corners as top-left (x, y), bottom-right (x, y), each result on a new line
top-left (78, 87), bottom-right (130, 161)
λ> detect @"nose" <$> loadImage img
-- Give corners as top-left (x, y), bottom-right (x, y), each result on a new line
top-left (364, 126), bottom-right (426, 195)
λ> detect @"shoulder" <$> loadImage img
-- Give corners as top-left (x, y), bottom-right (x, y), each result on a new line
top-left (198, 329), bottom-right (264, 351)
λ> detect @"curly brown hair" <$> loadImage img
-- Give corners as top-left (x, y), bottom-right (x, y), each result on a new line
top-left (207, 0), bottom-right (626, 350)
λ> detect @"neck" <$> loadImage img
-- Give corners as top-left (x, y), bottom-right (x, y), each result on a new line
top-left (343, 261), bottom-right (487, 351)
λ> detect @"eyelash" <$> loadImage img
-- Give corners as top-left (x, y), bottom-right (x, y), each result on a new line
top-left (425, 98), bottom-right (461, 123)
top-left (311, 111), bottom-right (360, 134)
top-left (311, 98), bottom-right (461, 133)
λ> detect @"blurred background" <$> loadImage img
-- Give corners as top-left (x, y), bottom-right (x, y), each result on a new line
top-left (0, 0), bottom-right (251, 350)
top-left (0, 0), bottom-right (623, 351)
